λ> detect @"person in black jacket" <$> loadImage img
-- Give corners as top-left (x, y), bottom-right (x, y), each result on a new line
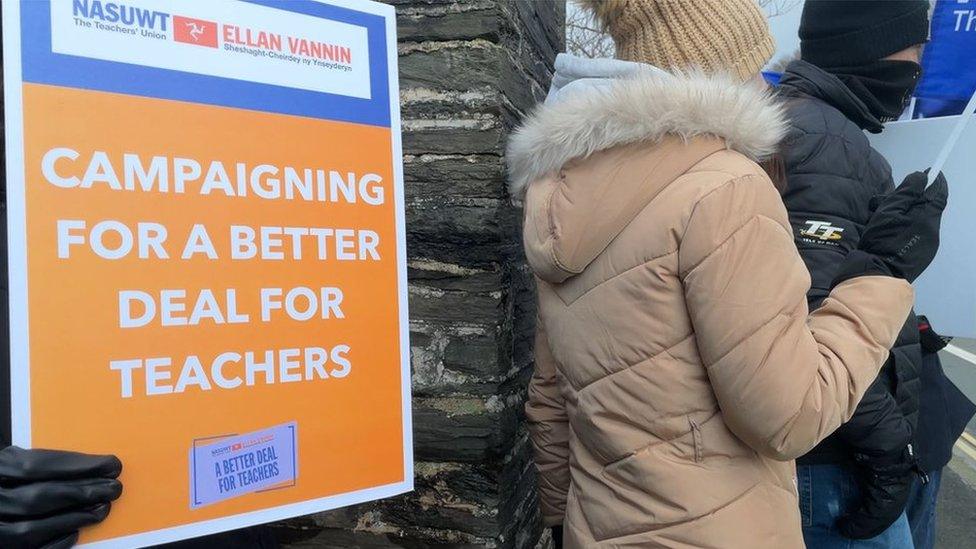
top-left (905, 317), bottom-right (976, 549)
top-left (776, 1), bottom-right (932, 547)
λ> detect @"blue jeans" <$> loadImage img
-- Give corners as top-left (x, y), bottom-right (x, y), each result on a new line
top-left (905, 468), bottom-right (942, 549)
top-left (799, 464), bottom-right (915, 549)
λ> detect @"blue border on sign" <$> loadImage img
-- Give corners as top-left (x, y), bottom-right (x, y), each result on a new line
top-left (20, 0), bottom-right (391, 127)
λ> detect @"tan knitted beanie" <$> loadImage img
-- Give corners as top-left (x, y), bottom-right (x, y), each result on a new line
top-left (579, 0), bottom-right (775, 81)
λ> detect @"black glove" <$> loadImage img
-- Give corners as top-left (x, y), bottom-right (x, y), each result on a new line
top-left (837, 444), bottom-right (922, 540)
top-left (856, 171), bottom-right (948, 283)
top-left (550, 526), bottom-right (563, 549)
top-left (0, 446), bottom-right (123, 549)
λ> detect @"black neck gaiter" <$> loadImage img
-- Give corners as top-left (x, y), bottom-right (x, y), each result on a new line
top-left (825, 60), bottom-right (922, 127)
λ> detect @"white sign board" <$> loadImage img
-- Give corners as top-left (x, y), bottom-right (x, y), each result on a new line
top-left (868, 115), bottom-right (976, 337)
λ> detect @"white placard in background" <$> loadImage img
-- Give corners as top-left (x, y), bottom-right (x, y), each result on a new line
top-left (869, 115), bottom-right (976, 338)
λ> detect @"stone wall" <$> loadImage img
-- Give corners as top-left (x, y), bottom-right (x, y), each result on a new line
top-left (271, 1), bottom-right (563, 548)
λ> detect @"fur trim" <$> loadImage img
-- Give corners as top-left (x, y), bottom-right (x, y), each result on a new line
top-left (506, 72), bottom-right (788, 197)
top-left (576, 0), bottom-right (628, 30)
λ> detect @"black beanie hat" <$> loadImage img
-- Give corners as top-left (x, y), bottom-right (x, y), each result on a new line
top-left (799, 0), bottom-right (930, 67)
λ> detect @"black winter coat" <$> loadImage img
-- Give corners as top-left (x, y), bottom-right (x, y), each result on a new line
top-left (915, 326), bottom-right (976, 472)
top-left (778, 61), bottom-right (921, 465)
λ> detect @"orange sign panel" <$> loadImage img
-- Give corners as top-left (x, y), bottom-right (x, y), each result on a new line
top-left (4, 0), bottom-right (411, 546)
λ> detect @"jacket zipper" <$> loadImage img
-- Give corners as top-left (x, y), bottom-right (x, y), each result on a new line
top-left (908, 443), bottom-right (930, 484)
top-left (689, 417), bottom-right (703, 463)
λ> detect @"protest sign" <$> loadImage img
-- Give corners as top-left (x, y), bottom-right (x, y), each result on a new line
top-left (928, 92), bottom-right (976, 185)
top-left (915, 0), bottom-right (976, 118)
top-left (2, 0), bottom-right (411, 546)
top-left (868, 114), bottom-right (976, 338)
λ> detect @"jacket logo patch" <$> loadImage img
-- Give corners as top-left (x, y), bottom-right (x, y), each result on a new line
top-left (798, 220), bottom-right (844, 247)
top-left (799, 220), bottom-right (844, 243)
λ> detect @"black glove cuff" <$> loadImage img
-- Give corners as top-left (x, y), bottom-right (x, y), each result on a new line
top-left (832, 250), bottom-right (894, 287)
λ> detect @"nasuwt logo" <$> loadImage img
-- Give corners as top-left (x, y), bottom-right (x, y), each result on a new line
top-left (72, 0), bottom-right (170, 33)
top-left (799, 220), bottom-right (845, 242)
top-left (209, 434), bottom-right (275, 458)
top-left (209, 441), bottom-right (245, 458)
top-left (71, 0), bottom-right (354, 63)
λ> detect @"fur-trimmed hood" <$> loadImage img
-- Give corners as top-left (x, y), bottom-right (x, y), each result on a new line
top-left (507, 55), bottom-right (788, 197)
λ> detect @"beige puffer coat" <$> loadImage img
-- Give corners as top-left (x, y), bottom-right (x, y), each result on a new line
top-left (508, 72), bottom-right (914, 548)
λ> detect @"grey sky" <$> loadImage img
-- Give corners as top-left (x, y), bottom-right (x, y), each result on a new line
top-left (767, 1), bottom-right (805, 65)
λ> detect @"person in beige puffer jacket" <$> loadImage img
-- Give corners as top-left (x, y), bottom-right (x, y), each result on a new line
top-left (508, 1), bottom-right (946, 547)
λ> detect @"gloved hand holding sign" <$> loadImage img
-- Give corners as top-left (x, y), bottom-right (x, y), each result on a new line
top-left (834, 169), bottom-right (950, 287)
top-left (858, 170), bottom-right (948, 283)
top-left (0, 447), bottom-right (122, 549)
